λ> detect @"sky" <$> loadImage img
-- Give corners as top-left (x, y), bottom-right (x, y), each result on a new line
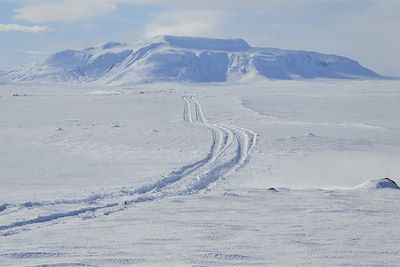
top-left (0, 0), bottom-right (399, 77)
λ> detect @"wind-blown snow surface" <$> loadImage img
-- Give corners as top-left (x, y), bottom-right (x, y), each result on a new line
top-left (1, 36), bottom-right (381, 85)
top-left (1, 80), bottom-right (400, 266)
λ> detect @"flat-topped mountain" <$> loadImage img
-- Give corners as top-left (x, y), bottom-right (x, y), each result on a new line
top-left (1, 35), bottom-right (381, 84)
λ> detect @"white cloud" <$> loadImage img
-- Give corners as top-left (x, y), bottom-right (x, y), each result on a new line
top-left (0, 23), bottom-right (48, 33)
top-left (145, 10), bottom-right (230, 38)
top-left (14, 0), bottom-right (118, 23)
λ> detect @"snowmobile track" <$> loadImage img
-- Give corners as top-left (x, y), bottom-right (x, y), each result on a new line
top-left (0, 95), bottom-right (256, 235)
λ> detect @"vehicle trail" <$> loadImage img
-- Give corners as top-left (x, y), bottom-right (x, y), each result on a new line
top-left (0, 95), bottom-right (256, 235)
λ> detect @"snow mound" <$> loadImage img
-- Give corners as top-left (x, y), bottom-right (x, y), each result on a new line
top-left (355, 178), bottom-right (400, 191)
top-left (1, 35), bottom-right (382, 85)
top-left (305, 132), bottom-right (318, 137)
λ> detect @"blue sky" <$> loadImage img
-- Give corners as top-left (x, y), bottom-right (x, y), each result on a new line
top-left (0, 0), bottom-right (399, 77)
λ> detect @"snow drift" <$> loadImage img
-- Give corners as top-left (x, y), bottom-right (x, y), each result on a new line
top-left (355, 178), bottom-right (400, 191)
top-left (1, 35), bottom-right (381, 85)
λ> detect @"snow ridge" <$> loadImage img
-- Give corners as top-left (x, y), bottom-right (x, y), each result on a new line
top-left (157, 35), bottom-right (251, 51)
top-left (1, 36), bottom-right (381, 84)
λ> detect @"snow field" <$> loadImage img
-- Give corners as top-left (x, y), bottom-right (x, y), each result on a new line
top-left (0, 79), bottom-right (400, 266)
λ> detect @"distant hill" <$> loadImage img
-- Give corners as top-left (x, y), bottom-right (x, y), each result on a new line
top-left (0, 35), bottom-right (381, 85)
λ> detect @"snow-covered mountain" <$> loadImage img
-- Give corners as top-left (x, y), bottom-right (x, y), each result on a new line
top-left (1, 35), bottom-right (381, 84)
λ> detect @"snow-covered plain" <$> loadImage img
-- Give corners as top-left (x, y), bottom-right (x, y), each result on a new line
top-left (1, 80), bottom-right (400, 266)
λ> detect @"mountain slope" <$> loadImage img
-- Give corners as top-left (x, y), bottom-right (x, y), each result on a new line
top-left (1, 35), bottom-right (381, 84)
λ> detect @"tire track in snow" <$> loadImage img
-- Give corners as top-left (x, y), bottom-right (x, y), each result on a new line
top-left (0, 203), bottom-right (118, 232)
top-left (0, 95), bottom-right (256, 235)
top-left (184, 97), bottom-right (257, 191)
top-left (182, 95), bottom-right (193, 123)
